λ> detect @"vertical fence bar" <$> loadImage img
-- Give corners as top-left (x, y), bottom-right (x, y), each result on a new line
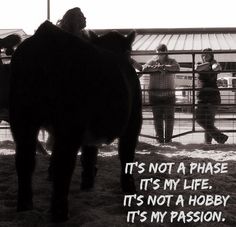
top-left (192, 53), bottom-right (196, 132)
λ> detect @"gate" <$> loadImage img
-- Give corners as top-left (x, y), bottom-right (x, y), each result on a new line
top-left (133, 50), bottom-right (236, 142)
top-left (1, 51), bottom-right (236, 143)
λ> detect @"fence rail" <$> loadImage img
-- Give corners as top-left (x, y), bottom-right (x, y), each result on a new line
top-left (135, 50), bottom-right (236, 140)
top-left (1, 50), bottom-right (236, 142)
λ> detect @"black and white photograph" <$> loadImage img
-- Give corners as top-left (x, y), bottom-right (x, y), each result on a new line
top-left (0, 0), bottom-right (236, 226)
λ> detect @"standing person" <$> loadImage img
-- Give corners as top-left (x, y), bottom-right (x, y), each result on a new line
top-left (195, 48), bottom-right (228, 144)
top-left (47, 7), bottom-right (89, 151)
top-left (58, 8), bottom-right (142, 73)
top-left (49, 7), bottom-right (97, 189)
top-left (143, 44), bottom-right (180, 144)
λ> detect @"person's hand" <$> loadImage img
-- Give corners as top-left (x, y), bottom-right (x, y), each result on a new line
top-left (157, 64), bottom-right (165, 71)
top-left (211, 63), bottom-right (221, 71)
top-left (143, 65), bottom-right (158, 71)
top-left (143, 64), bottom-right (165, 72)
top-left (151, 65), bottom-right (164, 71)
top-left (143, 65), bottom-right (153, 70)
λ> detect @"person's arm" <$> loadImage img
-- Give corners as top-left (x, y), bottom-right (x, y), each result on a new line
top-left (195, 61), bottom-right (222, 72)
top-left (195, 62), bottom-right (211, 71)
top-left (164, 59), bottom-right (180, 72)
top-left (129, 58), bottom-right (143, 71)
top-left (142, 59), bottom-right (160, 72)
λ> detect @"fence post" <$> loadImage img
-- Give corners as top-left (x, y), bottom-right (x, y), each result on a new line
top-left (192, 53), bottom-right (196, 132)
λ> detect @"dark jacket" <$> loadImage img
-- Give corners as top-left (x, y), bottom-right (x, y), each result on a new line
top-left (197, 61), bottom-right (221, 105)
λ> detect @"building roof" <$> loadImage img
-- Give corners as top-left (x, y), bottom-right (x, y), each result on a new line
top-left (2, 27), bottom-right (236, 63)
top-left (96, 27), bottom-right (236, 63)
top-left (131, 27), bottom-right (236, 51)
top-left (0, 29), bottom-right (28, 40)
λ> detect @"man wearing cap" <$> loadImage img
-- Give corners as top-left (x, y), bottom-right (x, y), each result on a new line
top-left (143, 44), bottom-right (180, 144)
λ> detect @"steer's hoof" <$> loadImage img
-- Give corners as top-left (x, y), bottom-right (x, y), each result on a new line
top-left (80, 168), bottom-right (97, 191)
top-left (51, 203), bottom-right (69, 223)
top-left (121, 174), bottom-right (136, 194)
top-left (51, 197), bottom-right (69, 222)
top-left (17, 200), bottom-right (33, 212)
top-left (80, 180), bottom-right (94, 191)
top-left (47, 168), bottom-right (53, 182)
top-left (51, 212), bottom-right (69, 223)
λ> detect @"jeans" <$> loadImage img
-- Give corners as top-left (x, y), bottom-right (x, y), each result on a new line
top-left (149, 95), bottom-right (175, 143)
top-left (196, 101), bottom-right (227, 143)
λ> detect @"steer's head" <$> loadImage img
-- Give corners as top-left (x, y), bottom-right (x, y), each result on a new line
top-left (90, 30), bottom-right (136, 57)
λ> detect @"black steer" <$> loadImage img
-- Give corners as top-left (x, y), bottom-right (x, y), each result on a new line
top-left (9, 21), bottom-right (142, 222)
top-left (0, 64), bottom-right (49, 155)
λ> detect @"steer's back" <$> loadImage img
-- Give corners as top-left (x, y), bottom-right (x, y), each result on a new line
top-left (10, 21), bottom-right (131, 143)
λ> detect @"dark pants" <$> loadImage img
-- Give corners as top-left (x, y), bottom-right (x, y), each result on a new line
top-left (149, 95), bottom-right (175, 143)
top-left (196, 102), bottom-right (227, 144)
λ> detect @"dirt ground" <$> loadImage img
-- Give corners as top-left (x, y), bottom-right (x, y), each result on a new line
top-left (0, 140), bottom-right (235, 227)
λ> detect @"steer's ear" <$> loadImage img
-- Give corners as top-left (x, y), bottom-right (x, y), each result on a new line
top-left (2, 34), bottom-right (21, 48)
top-left (126, 30), bottom-right (136, 46)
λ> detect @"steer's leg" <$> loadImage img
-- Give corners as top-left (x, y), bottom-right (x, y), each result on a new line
top-left (11, 120), bottom-right (39, 211)
top-left (80, 145), bottom-right (98, 190)
top-left (118, 106), bottom-right (142, 194)
top-left (50, 129), bottom-right (80, 222)
top-left (118, 134), bottom-right (137, 194)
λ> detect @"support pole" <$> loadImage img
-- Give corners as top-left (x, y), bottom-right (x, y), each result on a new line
top-left (47, 0), bottom-right (50, 21)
